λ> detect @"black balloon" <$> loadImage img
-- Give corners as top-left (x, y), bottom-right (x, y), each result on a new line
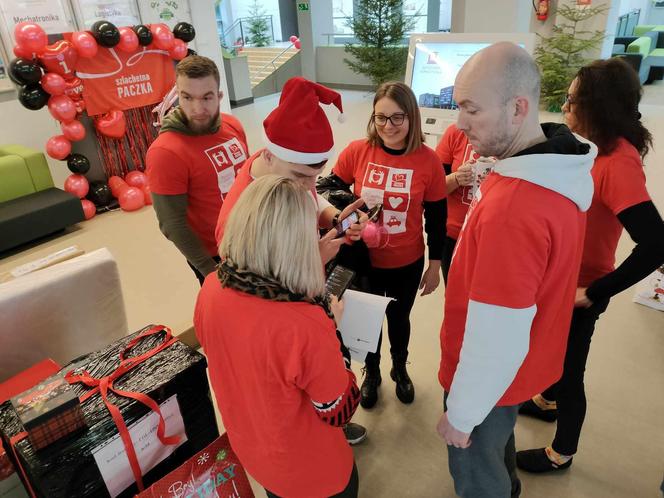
top-left (173, 22), bottom-right (196, 43)
top-left (133, 25), bottom-right (153, 46)
top-left (18, 84), bottom-right (49, 110)
top-left (9, 58), bottom-right (42, 85)
top-left (91, 20), bottom-right (120, 47)
top-left (66, 153), bottom-right (91, 174)
top-left (87, 181), bottom-right (113, 207)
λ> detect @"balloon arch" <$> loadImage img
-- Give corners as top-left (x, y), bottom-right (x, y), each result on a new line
top-left (9, 20), bottom-right (196, 217)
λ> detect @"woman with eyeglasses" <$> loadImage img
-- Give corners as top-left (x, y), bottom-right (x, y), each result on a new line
top-left (330, 81), bottom-right (447, 409)
top-left (516, 57), bottom-right (664, 473)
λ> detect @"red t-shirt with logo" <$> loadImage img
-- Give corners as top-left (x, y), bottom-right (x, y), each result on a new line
top-left (195, 276), bottom-right (353, 498)
top-left (333, 140), bottom-right (446, 269)
top-left (435, 124), bottom-right (479, 240)
top-left (146, 114), bottom-right (248, 256)
top-left (578, 138), bottom-right (651, 287)
top-left (214, 151), bottom-right (258, 247)
top-left (439, 173), bottom-right (586, 405)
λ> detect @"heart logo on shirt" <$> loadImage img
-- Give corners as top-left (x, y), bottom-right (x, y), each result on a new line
top-left (388, 196), bottom-right (403, 209)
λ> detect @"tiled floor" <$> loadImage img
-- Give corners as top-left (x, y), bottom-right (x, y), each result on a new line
top-left (1, 82), bottom-right (663, 498)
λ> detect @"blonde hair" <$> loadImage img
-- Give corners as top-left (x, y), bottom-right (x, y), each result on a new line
top-left (367, 81), bottom-right (425, 154)
top-left (220, 175), bottom-right (325, 298)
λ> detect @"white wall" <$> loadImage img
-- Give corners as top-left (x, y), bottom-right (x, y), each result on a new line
top-left (618, 0), bottom-right (650, 16)
top-left (316, 46), bottom-right (372, 87)
top-left (451, 0), bottom-right (532, 33)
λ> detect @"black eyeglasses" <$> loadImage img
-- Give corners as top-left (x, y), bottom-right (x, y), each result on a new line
top-left (372, 113), bottom-right (407, 127)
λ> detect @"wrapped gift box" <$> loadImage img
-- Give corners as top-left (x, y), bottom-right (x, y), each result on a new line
top-left (0, 326), bottom-right (218, 498)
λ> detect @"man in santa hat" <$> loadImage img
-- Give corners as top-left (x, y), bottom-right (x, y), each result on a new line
top-left (215, 77), bottom-right (368, 445)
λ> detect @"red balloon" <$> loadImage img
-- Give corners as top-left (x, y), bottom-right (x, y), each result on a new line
top-left (38, 40), bottom-right (78, 78)
top-left (125, 170), bottom-right (148, 188)
top-left (61, 119), bottom-right (86, 141)
top-left (81, 199), bottom-right (96, 220)
top-left (151, 24), bottom-right (174, 50)
top-left (169, 39), bottom-right (187, 60)
top-left (94, 110), bottom-right (126, 138)
top-left (119, 186), bottom-right (145, 212)
top-left (289, 35), bottom-right (298, 43)
top-left (14, 23), bottom-right (47, 54)
top-left (48, 95), bottom-right (77, 122)
top-left (294, 40), bottom-right (302, 50)
top-left (45, 135), bottom-right (71, 160)
top-left (74, 99), bottom-right (86, 115)
top-left (64, 77), bottom-right (84, 101)
top-left (64, 174), bottom-right (89, 199)
top-left (40, 73), bottom-right (66, 95)
top-left (117, 27), bottom-right (139, 52)
top-left (142, 185), bottom-right (153, 205)
top-left (71, 31), bottom-right (98, 58)
top-left (108, 176), bottom-right (127, 197)
top-left (13, 44), bottom-right (34, 59)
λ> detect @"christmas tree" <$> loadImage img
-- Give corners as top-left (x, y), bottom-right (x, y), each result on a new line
top-left (246, 0), bottom-right (271, 47)
top-left (535, 1), bottom-right (607, 111)
top-left (344, 0), bottom-right (415, 88)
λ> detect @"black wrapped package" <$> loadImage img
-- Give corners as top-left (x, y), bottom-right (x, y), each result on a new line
top-left (0, 325), bottom-right (218, 498)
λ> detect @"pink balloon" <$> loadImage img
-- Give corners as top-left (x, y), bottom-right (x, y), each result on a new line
top-left (45, 135), bottom-right (71, 160)
top-left (64, 174), bottom-right (89, 199)
top-left (71, 31), bottom-right (98, 58)
top-left (81, 199), bottom-right (96, 220)
top-left (48, 95), bottom-right (77, 122)
top-left (151, 24), bottom-right (174, 50)
top-left (117, 27), bottom-right (139, 52)
top-left (142, 185), bottom-right (153, 205)
top-left (294, 40), bottom-right (302, 50)
top-left (119, 186), bottom-right (145, 212)
top-left (14, 22), bottom-right (47, 54)
top-left (169, 39), bottom-right (187, 60)
top-left (125, 170), bottom-right (148, 188)
top-left (41, 73), bottom-right (66, 96)
top-left (61, 119), bottom-right (86, 141)
top-left (289, 35), bottom-right (298, 43)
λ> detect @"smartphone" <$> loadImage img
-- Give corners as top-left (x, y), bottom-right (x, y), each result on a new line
top-left (326, 265), bottom-right (356, 298)
top-left (335, 211), bottom-right (359, 238)
top-left (366, 203), bottom-right (383, 222)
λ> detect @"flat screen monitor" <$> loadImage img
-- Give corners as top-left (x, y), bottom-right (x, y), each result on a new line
top-left (404, 33), bottom-right (536, 138)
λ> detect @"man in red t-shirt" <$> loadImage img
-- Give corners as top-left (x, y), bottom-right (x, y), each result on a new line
top-left (436, 43), bottom-right (596, 497)
top-left (146, 55), bottom-right (249, 284)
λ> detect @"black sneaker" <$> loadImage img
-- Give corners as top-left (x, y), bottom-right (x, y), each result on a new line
top-left (343, 422), bottom-right (367, 445)
top-left (519, 399), bottom-right (558, 422)
top-left (390, 362), bottom-right (414, 404)
top-left (516, 448), bottom-right (573, 473)
top-left (360, 368), bottom-right (381, 409)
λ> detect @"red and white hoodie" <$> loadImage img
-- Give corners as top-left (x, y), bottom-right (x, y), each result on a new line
top-left (439, 124), bottom-right (597, 433)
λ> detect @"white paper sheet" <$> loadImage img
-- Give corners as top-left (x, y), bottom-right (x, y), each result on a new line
top-left (91, 395), bottom-right (188, 498)
top-left (338, 289), bottom-right (392, 361)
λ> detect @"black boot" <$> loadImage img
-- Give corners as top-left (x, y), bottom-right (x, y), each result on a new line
top-left (390, 361), bottom-right (414, 404)
top-left (360, 366), bottom-right (381, 409)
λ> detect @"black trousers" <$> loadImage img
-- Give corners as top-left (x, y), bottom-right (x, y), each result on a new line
top-left (441, 235), bottom-right (458, 284)
top-left (188, 256), bottom-right (221, 286)
top-left (365, 256), bottom-right (425, 369)
top-left (541, 298), bottom-right (610, 455)
top-left (265, 463), bottom-right (359, 498)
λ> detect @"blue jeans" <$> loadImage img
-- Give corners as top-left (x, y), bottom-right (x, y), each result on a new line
top-left (445, 393), bottom-right (521, 498)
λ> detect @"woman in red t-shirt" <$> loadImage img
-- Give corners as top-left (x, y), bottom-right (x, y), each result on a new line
top-left (195, 176), bottom-right (361, 497)
top-left (435, 124), bottom-right (479, 282)
top-left (516, 58), bottom-right (664, 472)
top-left (331, 81), bottom-right (447, 409)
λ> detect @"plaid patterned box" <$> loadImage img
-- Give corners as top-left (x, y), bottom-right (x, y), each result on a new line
top-left (10, 375), bottom-right (86, 451)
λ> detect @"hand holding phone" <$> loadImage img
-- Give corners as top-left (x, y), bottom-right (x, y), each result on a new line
top-left (335, 211), bottom-right (359, 238)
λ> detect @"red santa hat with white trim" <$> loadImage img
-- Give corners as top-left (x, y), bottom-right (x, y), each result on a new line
top-left (263, 77), bottom-right (344, 164)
